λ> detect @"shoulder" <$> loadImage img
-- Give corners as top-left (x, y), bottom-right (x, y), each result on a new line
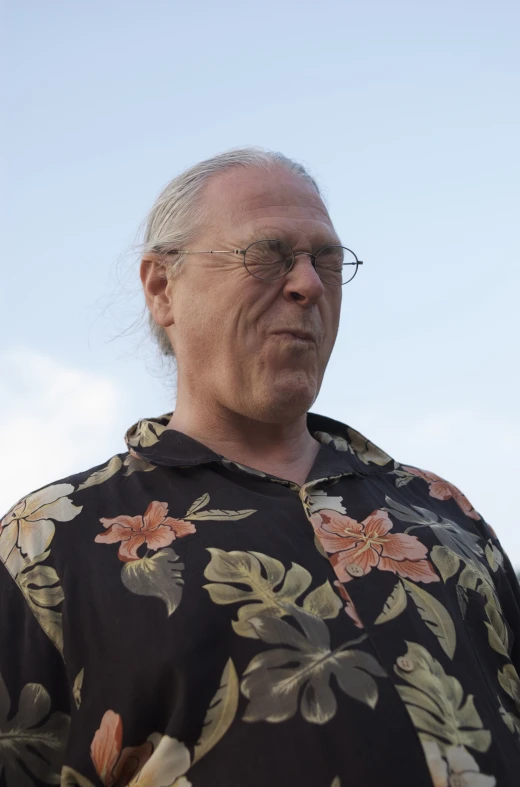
top-left (0, 451), bottom-right (138, 580)
top-left (393, 463), bottom-right (481, 520)
top-left (390, 462), bottom-right (502, 549)
top-left (1, 451), bottom-right (131, 517)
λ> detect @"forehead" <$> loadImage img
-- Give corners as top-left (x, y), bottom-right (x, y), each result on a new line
top-left (200, 166), bottom-right (338, 245)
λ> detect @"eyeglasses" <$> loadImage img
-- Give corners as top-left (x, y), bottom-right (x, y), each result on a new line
top-left (159, 239), bottom-right (363, 286)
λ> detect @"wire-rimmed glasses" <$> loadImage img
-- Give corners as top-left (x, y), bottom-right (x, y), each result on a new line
top-left (160, 239), bottom-right (363, 286)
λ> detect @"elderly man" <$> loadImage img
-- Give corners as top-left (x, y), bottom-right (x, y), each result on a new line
top-left (1, 149), bottom-right (519, 787)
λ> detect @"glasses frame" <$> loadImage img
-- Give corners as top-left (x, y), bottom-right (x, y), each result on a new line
top-left (159, 239), bottom-right (363, 286)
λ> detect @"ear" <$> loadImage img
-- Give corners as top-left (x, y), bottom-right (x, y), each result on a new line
top-left (140, 254), bottom-right (175, 328)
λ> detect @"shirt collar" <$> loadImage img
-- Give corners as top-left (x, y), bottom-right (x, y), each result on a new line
top-left (124, 411), bottom-right (395, 479)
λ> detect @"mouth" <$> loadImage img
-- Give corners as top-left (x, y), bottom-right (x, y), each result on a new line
top-left (271, 330), bottom-right (316, 343)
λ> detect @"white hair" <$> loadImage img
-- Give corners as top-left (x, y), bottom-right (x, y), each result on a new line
top-left (141, 147), bottom-right (322, 358)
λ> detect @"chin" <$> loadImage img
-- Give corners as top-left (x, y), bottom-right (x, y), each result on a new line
top-left (250, 379), bottom-right (318, 423)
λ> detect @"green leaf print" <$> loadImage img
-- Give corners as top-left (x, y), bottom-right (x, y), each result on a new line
top-left (72, 668), bottom-right (84, 710)
top-left (181, 493), bottom-right (255, 522)
top-left (383, 497), bottom-right (484, 567)
top-left (390, 468), bottom-right (417, 488)
top-left (203, 549), bottom-right (314, 638)
top-left (498, 665), bottom-right (520, 710)
top-left (17, 553), bottom-right (65, 654)
top-left (121, 548), bottom-right (184, 616)
top-left (193, 659), bottom-right (239, 763)
top-left (302, 581), bottom-right (343, 619)
top-left (187, 508), bottom-right (255, 521)
top-left (484, 603), bottom-right (510, 657)
top-left (394, 642), bottom-right (491, 753)
top-left (123, 453), bottom-right (157, 476)
top-left (457, 565), bottom-right (509, 656)
top-left (127, 419), bottom-right (167, 448)
top-left (374, 580), bottom-right (408, 625)
top-left (485, 542), bottom-right (502, 572)
top-left (458, 562), bottom-right (496, 599)
top-left (76, 456), bottom-right (122, 491)
top-left (184, 493), bottom-right (210, 518)
top-left (345, 427), bottom-right (392, 466)
top-left (241, 605), bottom-right (385, 724)
top-left (430, 545), bottom-right (460, 582)
top-left (402, 579), bottom-right (456, 659)
top-left (204, 549), bottom-right (342, 638)
top-left (498, 695), bottom-right (520, 738)
top-left (497, 664), bottom-right (520, 739)
top-left (0, 671), bottom-right (70, 787)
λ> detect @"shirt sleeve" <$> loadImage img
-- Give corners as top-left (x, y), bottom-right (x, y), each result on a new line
top-left (0, 560), bottom-right (71, 786)
top-left (475, 515), bottom-right (520, 673)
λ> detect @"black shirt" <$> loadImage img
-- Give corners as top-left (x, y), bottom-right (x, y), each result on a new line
top-left (1, 411), bottom-right (519, 787)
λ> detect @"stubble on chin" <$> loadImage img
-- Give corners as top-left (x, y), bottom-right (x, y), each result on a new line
top-left (248, 367), bottom-right (320, 423)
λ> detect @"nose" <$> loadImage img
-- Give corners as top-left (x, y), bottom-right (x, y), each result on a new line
top-left (281, 252), bottom-right (324, 305)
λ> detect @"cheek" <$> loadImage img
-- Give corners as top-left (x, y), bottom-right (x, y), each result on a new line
top-left (321, 299), bottom-right (341, 347)
top-left (173, 289), bottom-right (220, 356)
top-left (179, 295), bottom-right (247, 361)
top-left (235, 284), bottom-right (281, 348)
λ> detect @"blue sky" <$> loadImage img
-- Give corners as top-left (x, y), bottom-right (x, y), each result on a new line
top-left (2, 0), bottom-right (519, 566)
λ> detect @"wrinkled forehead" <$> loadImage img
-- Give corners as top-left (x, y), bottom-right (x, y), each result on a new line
top-left (200, 165), bottom-right (337, 245)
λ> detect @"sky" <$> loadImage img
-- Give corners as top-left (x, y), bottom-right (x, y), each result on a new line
top-left (2, 0), bottom-right (519, 566)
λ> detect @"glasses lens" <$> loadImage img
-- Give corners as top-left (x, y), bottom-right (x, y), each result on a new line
top-left (244, 240), bottom-right (293, 280)
top-left (316, 246), bottom-right (359, 285)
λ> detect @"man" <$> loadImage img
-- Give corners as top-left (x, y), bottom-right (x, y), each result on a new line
top-left (1, 148), bottom-right (519, 787)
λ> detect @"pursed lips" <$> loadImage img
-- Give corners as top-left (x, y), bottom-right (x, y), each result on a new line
top-left (270, 330), bottom-right (317, 343)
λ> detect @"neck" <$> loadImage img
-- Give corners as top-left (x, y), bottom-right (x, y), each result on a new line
top-left (166, 389), bottom-right (320, 486)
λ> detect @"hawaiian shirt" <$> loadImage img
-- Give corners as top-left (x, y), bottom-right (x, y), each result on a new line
top-left (1, 411), bottom-right (520, 787)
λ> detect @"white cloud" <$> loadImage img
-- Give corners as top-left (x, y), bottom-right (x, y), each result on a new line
top-left (0, 349), bottom-right (124, 516)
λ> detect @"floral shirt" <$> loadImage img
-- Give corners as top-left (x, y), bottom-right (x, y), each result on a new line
top-left (1, 411), bottom-right (520, 787)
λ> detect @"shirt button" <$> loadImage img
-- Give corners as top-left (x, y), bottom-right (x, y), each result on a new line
top-left (347, 563), bottom-right (364, 577)
top-left (396, 656), bottom-right (415, 673)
